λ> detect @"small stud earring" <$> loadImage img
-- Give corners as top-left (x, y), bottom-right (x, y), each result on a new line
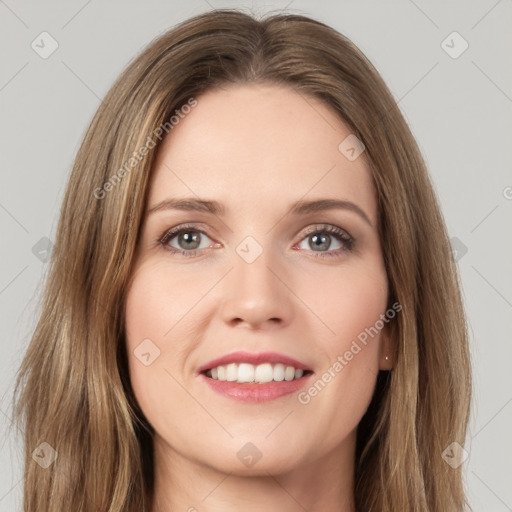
top-left (385, 355), bottom-right (389, 361)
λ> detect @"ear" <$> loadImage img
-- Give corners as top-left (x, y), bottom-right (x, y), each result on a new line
top-left (378, 324), bottom-right (394, 371)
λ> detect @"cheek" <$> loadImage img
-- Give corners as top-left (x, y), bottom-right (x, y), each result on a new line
top-left (293, 259), bottom-right (388, 432)
top-left (123, 263), bottom-right (201, 424)
top-left (124, 261), bottom-right (206, 356)
top-left (304, 257), bottom-right (388, 355)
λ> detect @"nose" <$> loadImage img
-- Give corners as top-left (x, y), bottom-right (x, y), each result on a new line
top-left (219, 246), bottom-right (295, 330)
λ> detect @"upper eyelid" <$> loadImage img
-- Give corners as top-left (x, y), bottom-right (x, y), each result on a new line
top-left (160, 223), bottom-right (211, 241)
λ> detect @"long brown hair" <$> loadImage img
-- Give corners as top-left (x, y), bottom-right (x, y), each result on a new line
top-left (12, 9), bottom-right (472, 511)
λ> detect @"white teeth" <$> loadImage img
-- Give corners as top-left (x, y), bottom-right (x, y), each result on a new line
top-left (226, 363), bottom-right (237, 382)
top-left (254, 363), bottom-right (273, 383)
top-left (284, 366), bottom-right (295, 381)
top-left (238, 363), bottom-right (255, 383)
top-left (206, 363), bottom-right (307, 383)
top-left (273, 363), bottom-right (285, 381)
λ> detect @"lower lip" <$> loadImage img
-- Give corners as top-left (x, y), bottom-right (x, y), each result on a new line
top-left (199, 373), bottom-right (313, 403)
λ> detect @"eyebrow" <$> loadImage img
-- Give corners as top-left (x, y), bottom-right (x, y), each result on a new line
top-left (147, 197), bottom-right (373, 227)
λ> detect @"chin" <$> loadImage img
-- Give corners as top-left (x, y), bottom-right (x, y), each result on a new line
top-left (209, 451), bottom-right (303, 477)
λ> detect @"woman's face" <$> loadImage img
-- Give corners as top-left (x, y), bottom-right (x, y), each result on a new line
top-left (124, 83), bottom-right (392, 477)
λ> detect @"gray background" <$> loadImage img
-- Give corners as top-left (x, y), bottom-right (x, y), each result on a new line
top-left (1, 0), bottom-right (511, 510)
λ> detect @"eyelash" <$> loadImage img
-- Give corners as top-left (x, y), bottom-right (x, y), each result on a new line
top-left (158, 223), bottom-right (355, 259)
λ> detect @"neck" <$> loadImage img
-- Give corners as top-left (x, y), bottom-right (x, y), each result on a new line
top-left (150, 433), bottom-right (357, 512)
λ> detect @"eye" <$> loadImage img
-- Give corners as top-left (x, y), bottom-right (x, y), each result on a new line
top-left (158, 223), bottom-right (355, 259)
top-left (295, 224), bottom-right (354, 258)
top-left (159, 224), bottom-right (217, 257)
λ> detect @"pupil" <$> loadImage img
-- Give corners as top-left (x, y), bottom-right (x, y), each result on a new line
top-left (311, 234), bottom-right (329, 251)
top-left (180, 231), bottom-right (200, 249)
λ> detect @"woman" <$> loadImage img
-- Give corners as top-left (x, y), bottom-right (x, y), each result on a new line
top-left (12, 9), bottom-right (472, 512)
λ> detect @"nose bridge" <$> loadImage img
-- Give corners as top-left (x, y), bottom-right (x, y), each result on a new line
top-left (220, 235), bottom-right (293, 328)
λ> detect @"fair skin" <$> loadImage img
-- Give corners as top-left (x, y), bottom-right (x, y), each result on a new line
top-left (124, 83), bottom-right (393, 512)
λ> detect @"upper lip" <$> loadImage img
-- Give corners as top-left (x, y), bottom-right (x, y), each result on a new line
top-left (197, 351), bottom-right (312, 374)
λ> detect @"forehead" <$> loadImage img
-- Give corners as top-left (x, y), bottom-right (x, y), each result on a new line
top-left (148, 83), bottom-right (376, 222)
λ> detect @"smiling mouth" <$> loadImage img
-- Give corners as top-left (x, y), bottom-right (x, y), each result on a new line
top-left (202, 362), bottom-right (313, 384)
